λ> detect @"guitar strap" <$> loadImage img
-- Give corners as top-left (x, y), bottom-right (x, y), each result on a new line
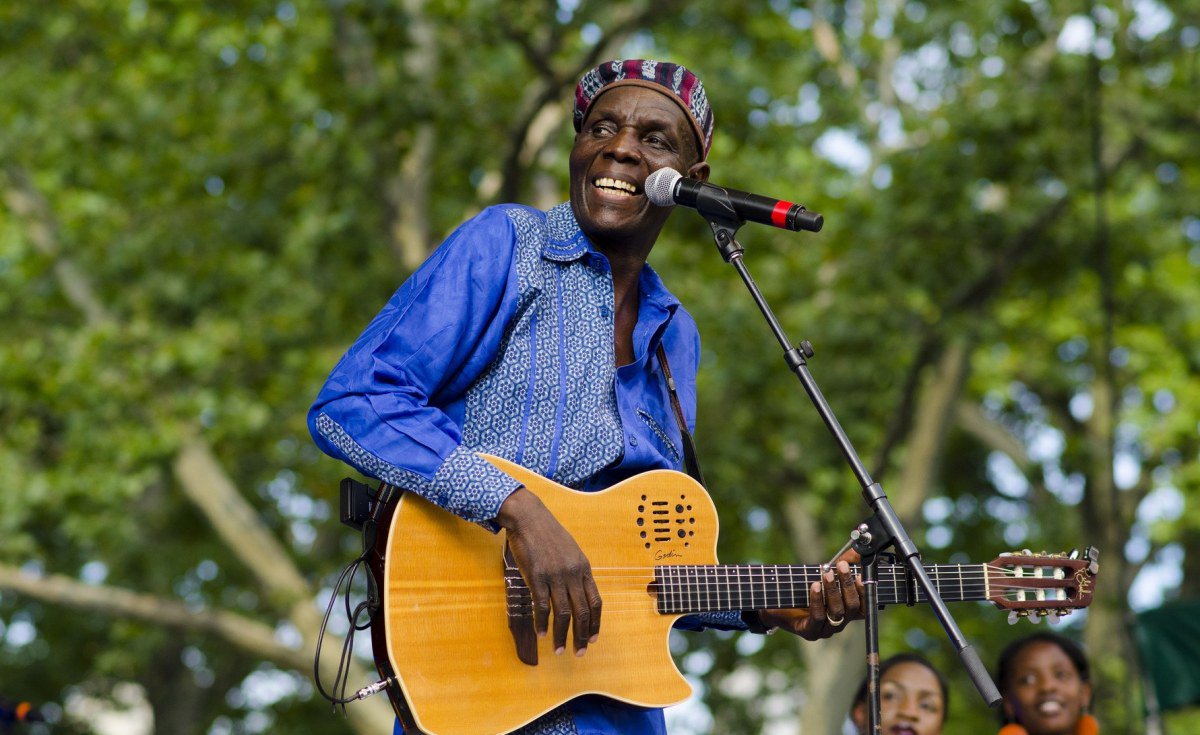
top-left (655, 343), bottom-right (707, 488)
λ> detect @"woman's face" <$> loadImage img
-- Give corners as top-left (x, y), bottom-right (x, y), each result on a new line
top-left (853, 661), bottom-right (945, 735)
top-left (1003, 641), bottom-right (1092, 735)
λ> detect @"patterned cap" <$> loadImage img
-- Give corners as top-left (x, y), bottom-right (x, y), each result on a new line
top-left (573, 59), bottom-right (714, 160)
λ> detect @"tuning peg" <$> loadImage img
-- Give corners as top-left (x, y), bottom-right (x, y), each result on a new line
top-left (1008, 611), bottom-right (1020, 625)
top-left (1047, 612), bottom-right (1060, 624)
top-left (1069, 548), bottom-right (1080, 560)
top-left (1029, 613), bottom-right (1042, 624)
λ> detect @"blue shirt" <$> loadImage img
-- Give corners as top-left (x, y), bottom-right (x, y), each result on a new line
top-left (310, 202), bottom-right (744, 734)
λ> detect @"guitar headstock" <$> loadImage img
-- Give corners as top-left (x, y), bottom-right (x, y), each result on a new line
top-left (987, 546), bottom-right (1099, 624)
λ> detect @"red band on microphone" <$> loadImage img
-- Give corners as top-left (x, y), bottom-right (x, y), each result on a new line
top-left (771, 200), bottom-right (793, 228)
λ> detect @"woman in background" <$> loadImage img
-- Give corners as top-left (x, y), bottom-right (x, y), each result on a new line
top-left (849, 652), bottom-right (948, 735)
top-left (995, 632), bottom-right (1097, 735)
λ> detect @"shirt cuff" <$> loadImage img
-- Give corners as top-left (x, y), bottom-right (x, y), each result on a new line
top-left (428, 445), bottom-right (522, 530)
top-left (673, 610), bottom-right (749, 632)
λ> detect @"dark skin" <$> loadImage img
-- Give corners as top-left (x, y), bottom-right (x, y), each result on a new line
top-left (1002, 641), bottom-right (1092, 735)
top-left (497, 85), bottom-right (864, 664)
top-left (852, 661), bottom-right (946, 735)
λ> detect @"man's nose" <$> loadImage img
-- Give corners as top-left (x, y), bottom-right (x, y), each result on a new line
top-left (603, 127), bottom-right (641, 161)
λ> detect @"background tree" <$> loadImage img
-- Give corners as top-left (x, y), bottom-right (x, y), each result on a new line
top-left (1, 1), bottom-right (1197, 734)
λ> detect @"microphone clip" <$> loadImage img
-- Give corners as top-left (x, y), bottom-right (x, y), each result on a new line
top-left (706, 218), bottom-right (746, 262)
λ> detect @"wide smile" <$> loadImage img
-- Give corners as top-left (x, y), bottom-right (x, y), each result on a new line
top-left (1036, 699), bottom-right (1066, 717)
top-left (590, 175), bottom-right (642, 200)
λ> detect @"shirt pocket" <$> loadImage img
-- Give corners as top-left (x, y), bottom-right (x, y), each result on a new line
top-left (636, 408), bottom-right (681, 465)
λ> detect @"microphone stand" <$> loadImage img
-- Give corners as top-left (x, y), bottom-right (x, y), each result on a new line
top-left (690, 191), bottom-right (1001, 732)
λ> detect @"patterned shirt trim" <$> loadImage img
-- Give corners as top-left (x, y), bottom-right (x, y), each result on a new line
top-left (689, 610), bottom-right (746, 630)
top-left (314, 413), bottom-right (516, 530)
top-left (541, 202), bottom-right (588, 261)
top-left (636, 409), bottom-right (680, 464)
top-left (510, 706), bottom-right (581, 735)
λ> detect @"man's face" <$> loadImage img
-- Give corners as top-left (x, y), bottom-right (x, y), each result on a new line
top-left (569, 85), bottom-right (708, 250)
top-left (1002, 642), bottom-right (1092, 735)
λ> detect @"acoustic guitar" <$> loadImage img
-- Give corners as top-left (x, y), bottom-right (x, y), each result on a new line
top-left (372, 454), bottom-right (1097, 735)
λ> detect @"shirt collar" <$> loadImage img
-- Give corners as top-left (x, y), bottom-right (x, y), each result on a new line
top-left (542, 202), bottom-right (589, 262)
top-left (542, 200), bottom-right (681, 314)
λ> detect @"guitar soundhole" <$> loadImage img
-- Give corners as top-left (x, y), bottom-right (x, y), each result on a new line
top-left (637, 494), bottom-right (697, 549)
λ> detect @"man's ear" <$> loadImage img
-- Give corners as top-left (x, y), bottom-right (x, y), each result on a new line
top-left (686, 160), bottom-right (710, 183)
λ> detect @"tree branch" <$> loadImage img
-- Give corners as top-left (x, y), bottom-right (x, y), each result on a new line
top-left (2, 165), bottom-right (114, 326)
top-left (892, 339), bottom-right (971, 522)
top-left (388, 0), bottom-right (437, 269)
top-left (0, 564), bottom-right (308, 671)
top-left (870, 333), bottom-right (941, 478)
top-left (944, 138), bottom-right (1142, 317)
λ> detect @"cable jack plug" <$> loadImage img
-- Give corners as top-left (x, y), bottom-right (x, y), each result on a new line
top-left (356, 677), bottom-right (393, 700)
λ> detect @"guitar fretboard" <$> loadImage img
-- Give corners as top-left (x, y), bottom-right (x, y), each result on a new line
top-left (653, 563), bottom-right (987, 614)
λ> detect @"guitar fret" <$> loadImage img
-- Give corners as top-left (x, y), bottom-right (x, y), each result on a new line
top-left (706, 566), bottom-right (715, 613)
top-left (706, 566), bottom-right (714, 613)
top-left (690, 566), bottom-right (699, 613)
top-left (881, 565), bottom-right (895, 605)
top-left (729, 564), bottom-right (739, 612)
top-left (768, 565), bottom-right (777, 610)
top-left (672, 565), bottom-right (682, 613)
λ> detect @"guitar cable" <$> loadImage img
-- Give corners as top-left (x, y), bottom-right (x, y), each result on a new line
top-left (314, 487), bottom-right (387, 713)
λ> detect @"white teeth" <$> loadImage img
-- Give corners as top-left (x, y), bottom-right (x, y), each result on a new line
top-left (594, 177), bottom-right (637, 195)
top-left (1038, 701), bottom-right (1064, 715)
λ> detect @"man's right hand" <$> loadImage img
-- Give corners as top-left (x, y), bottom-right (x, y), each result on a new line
top-left (495, 486), bottom-right (602, 665)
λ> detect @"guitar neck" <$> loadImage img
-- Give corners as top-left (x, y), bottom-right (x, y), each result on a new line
top-left (654, 563), bottom-right (988, 614)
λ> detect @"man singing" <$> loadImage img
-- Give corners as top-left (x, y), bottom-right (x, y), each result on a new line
top-left (310, 59), bottom-right (863, 735)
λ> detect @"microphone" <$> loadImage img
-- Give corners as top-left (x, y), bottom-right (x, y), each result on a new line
top-left (645, 168), bottom-right (823, 233)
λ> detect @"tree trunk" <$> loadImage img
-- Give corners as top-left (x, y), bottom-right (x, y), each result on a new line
top-left (788, 341), bottom-right (968, 734)
top-left (1081, 375), bottom-right (1137, 731)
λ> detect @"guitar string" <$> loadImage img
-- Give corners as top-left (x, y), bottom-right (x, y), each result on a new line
top-left (380, 597), bottom-right (1080, 616)
top-left (487, 564), bottom-right (1080, 576)
top-left (394, 577), bottom-right (1069, 590)
top-left (390, 575), bottom-right (1080, 615)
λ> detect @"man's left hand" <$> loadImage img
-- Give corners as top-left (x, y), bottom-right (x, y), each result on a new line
top-left (757, 557), bottom-right (865, 641)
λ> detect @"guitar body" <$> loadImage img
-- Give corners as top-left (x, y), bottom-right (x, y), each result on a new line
top-left (382, 455), bottom-right (716, 735)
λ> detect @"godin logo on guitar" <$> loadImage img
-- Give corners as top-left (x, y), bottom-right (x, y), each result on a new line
top-left (655, 549), bottom-right (683, 561)
top-left (1074, 568), bottom-right (1093, 595)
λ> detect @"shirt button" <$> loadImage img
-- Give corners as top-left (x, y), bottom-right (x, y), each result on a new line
top-left (600, 306), bottom-right (611, 318)
top-left (628, 435), bottom-right (638, 447)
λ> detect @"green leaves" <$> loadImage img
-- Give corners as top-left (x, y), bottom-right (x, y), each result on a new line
top-left (2, 0), bottom-right (1198, 732)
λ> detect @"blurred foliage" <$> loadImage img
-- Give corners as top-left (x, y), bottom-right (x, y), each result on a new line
top-left (1, 0), bottom-right (1198, 733)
